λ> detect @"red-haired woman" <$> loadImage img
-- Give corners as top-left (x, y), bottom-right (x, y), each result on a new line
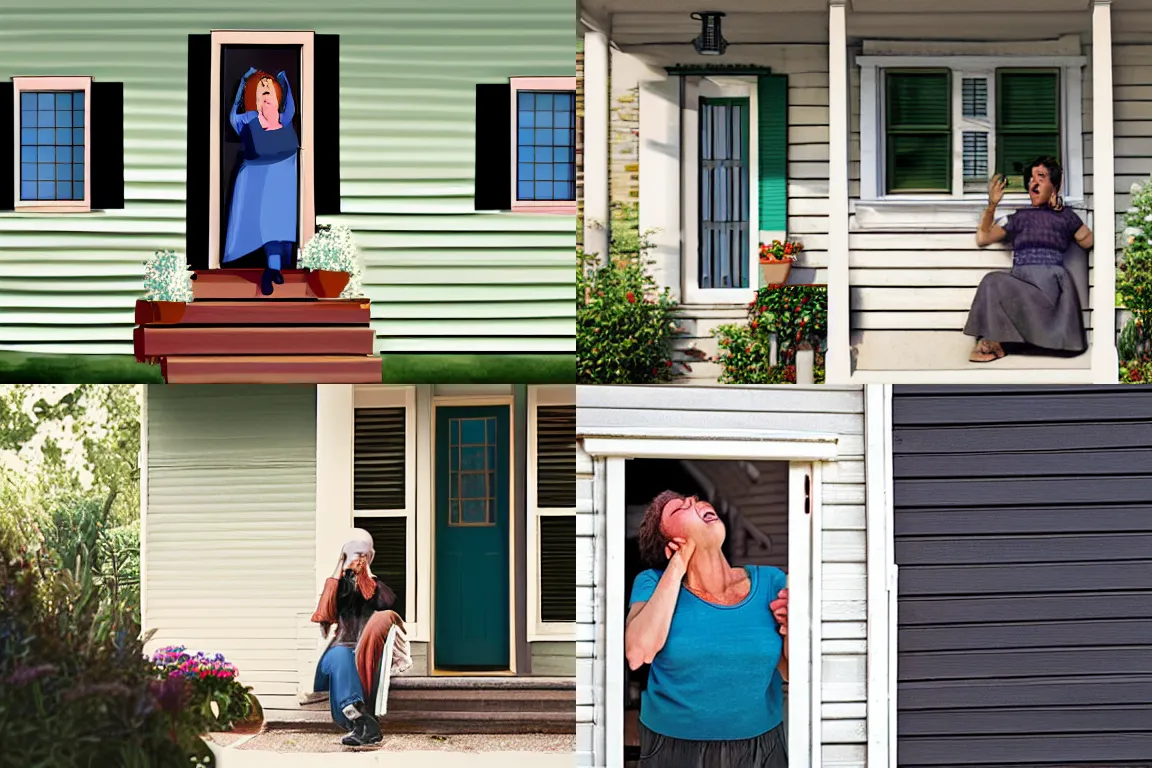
top-left (224, 67), bottom-right (299, 295)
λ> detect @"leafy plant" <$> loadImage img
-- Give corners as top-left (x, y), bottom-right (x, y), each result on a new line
top-left (151, 647), bottom-right (254, 732)
top-left (759, 239), bottom-right (803, 263)
top-left (300, 224), bottom-right (364, 298)
top-left (1118, 177), bottom-right (1152, 383)
top-left (713, 285), bottom-right (828, 384)
top-left (143, 250), bottom-right (193, 303)
top-left (577, 207), bottom-right (680, 384)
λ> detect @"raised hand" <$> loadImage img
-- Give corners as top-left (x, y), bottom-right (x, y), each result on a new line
top-left (665, 536), bottom-right (697, 573)
top-left (770, 588), bottom-right (788, 636)
top-left (988, 174), bottom-right (1007, 207)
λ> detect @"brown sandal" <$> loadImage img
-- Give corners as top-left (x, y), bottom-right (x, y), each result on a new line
top-left (969, 339), bottom-right (1006, 363)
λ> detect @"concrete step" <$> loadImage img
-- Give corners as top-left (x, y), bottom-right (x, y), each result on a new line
top-left (386, 688), bottom-right (573, 714)
top-left (378, 710), bottom-right (575, 735)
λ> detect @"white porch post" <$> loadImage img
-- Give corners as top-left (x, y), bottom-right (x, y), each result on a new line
top-left (826, 0), bottom-right (852, 383)
top-left (583, 29), bottom-right (611, 260)
top-left (1092, 0), bottom-right (1119, 381)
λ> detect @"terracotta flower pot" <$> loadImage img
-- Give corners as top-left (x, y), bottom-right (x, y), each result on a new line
top-left (135, 299), bottom-right (187, 325)
top-left (229, 693), bottom-right (265, 735)
top-left (759, 260), bottom-right (792, 286)
top-left (306, 269), bottom-right (350, 298)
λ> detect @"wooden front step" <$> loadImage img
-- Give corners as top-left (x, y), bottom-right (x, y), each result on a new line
top-left (190, 269), bottom-right (325, 300)
top-left (386, 688), bottom-right (574, 714)
top-left (161, 355), bottom-right (381, 384)
top-left (377, 709), bottom-right (575, 735)
top-left (135, 326), bottom-right (374, 357)
top-left (135, 299), bottom-right (371, 326)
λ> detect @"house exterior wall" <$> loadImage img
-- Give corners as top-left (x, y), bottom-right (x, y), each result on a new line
top-left (143, 384), bottom-right (318, 712)
top-left (0, 0), bottom-right (574, 357)
top-left (575, 437), bottom-right (597, 766)
top-left (577, 385), bottom-right (869, 768)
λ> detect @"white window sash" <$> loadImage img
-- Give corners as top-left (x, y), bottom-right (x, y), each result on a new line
top-left (12, 76), bottom-right (93, 213)
top-left (509, 76), bottom-right (578, 213)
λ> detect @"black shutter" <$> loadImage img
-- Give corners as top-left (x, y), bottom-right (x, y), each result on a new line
top-left (540, 516), bottom-right (576, 623)
top-left (90, 81), bottom-right (124, 209)
top-left (186, 34), bottom-right (211, 270)
top-left (536, 405), bottom-right (575, 508)
top-left (352, 516), bottom-right (408, 622)
top-left (314, 34), bottom-right (341, 216)
top-left (474, 83), bottom-right (511, 210)
top-left (354, 407), bottom-right (407, 510)
top-left (0, 82), bottom-right (12, 210)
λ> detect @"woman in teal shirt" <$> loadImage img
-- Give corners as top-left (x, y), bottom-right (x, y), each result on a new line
top-left (625, 490), bottom-right (789, 767)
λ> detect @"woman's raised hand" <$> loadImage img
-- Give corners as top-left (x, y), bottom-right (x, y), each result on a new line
top-left (770, 588), bottom-right (788, 636)
top-left (665, 537), bottom-right (696, 573)
top-left (988, 174), bottom-right (1007, 207)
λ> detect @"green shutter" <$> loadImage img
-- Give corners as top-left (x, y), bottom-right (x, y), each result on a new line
top-left (996, 69), bottom-right (1060, 191)
top-left (885, 70), bottom-right (951, 193)
top-left (757, 75), bottom-right (787, 232)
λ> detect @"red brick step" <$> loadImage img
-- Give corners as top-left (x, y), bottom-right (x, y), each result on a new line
top-left (161, 355), bottom-right (382, 384)
top-left (135, 326), bottom-right (375, 358)
top-left (190, 269), bottom-right (324, 300)
top-left (135, 299), bottom-right (371, 326)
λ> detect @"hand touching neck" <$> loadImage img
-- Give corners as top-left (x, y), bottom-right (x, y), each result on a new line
top-left (684, 546), bottom-right (735, 597)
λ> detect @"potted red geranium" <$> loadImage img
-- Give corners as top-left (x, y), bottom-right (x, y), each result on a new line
top-left (759, 239), bottom-right (802, 286)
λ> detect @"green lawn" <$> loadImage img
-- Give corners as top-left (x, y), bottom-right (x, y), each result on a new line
top-left (0, 352), bottom-right (575, 385)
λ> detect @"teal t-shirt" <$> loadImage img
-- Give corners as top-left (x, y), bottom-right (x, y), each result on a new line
top-left (629, 564), bottom-right (786, 741)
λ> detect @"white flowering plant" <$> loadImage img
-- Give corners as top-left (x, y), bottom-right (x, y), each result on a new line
top-left (143, 249), bottom-right (193, 302)
top-left (300, 224), bottom-right (364, 299)
top-left (1118, 179), bottom-right (1152, 380)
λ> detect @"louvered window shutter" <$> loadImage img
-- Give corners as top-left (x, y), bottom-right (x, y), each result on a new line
top-left (535, 404), bottom-right (575, 623)
top-left (885, 70), bottom-right (951, 193)
top-left (996, 69), bottom-right (1060, 191)
top-left (354, 408), bottom-right (406, 510)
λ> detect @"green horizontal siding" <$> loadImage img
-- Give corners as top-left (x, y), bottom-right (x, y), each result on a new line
top-left (0, 0), bottom-right (575, 355)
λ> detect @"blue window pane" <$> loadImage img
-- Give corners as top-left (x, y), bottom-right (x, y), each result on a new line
top-left (518, 128), bottom-right (534, 145)
top-left (517, 92), bottom-right (534, 110)
top-left (57, 164), bottom-right (72, 181)
top-left (57, 181), bottom-right (72, 199)
top-left (555, 164), bottom-right (572, 181)
top-left (535, 182), bottom-right (552, 199)
top-left (536, 93), bottom-right (553, 110)
top-left (21, 163), bottom-right (36, 181)
top-left (38, 146), bottom-right (54, 163)
top-left (74, 163), bottom-right (83, 181)
top-left (73, 182), bottom-right (84, 199)
top-left (73, 146), bottom-right (83, 163)
top-left (38, 164), bottom-right (54, 181)
top-left (535, 111), bottom-right (554, 128)
top-left (73, 92), bottom-right (83, 109)
top-left (38, 109), bottom-right (54, 128)
top-left (554, 147), bottom-right (571, 163)
top-left (38, 181), bottom-right (54, 198)
top-left (56, 110), bottom-right (72, 128)
top-left (554, 93), bottom-right (573, 110)
top-left (21, 92), bottom-right (36, 110)
top-left (21, 181), bottom-right (37, 200)
top-left (38, 128), bottom-right (54, 144)
top-left (55, 92), bottom-right (72, 110)
top-left (535, 146), bottom-right (553, 163)
top-left (519, 110), bottom-right (534, 128)
top-left (55, 128), bottom-right (69, 145)
top-left (55, 147), bottom-right (70, 163)
top-left (518, 163), bottom-right (533, 181)
top-left (38, 93), bottom-right (53, 109)
top-left (21, 146), bottom-right (36, 163)
top-left (72, 128), bottom-right (84, 145)
top-left (73, 109), bottom-right (83, 127)
top-left (518, 146), bottom-right (534, 162)
top-left (535, 164), bottom-right (553, 181)
top-left (518, 182), bottom-right (533, 198)
top-left (21, 128), bottom-right (36, 145)
top-left (21, 110), bottom-right (36, 128)
top-left (461, 418), bottom-right (486, 444)
top-left (534, 128), bottom-right (551, 144)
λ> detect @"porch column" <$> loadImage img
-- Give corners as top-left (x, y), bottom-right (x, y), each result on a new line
top-left (583, 29), bottom-right (611, 260)
top-left (1092, 0), bottom-right (1119, 381)
top-left (825, 0), bottom-right (852, 383)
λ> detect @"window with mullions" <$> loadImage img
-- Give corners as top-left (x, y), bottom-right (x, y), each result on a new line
top-left (448, 416), bottom-right (498, 527)
top-left (19, 91), bottom-right (85, 202)
top-left (516, 91), bottom-right (576, 202)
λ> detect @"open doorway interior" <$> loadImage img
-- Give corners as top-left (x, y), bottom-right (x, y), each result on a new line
top-left (622, 457), bottom-right (790, 766)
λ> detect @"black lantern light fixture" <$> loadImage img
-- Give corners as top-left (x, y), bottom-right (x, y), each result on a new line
top-left (691, 11), bottom-right (728, 56)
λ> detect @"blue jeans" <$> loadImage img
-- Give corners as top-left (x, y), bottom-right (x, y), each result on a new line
top-left (264, 240), bottom-right (294, 271)
top-left (315, 646), bottom-right (364, 730)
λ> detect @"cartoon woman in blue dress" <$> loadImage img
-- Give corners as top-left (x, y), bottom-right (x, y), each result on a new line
top-left (223, 68), bottom-right (298, 295)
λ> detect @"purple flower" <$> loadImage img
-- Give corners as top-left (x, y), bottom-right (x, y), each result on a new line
top-left (6, 663), bottom-right (57, 686)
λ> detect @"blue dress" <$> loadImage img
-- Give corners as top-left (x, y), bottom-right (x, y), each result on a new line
top-left (223, 72), bottom-right (299, 264)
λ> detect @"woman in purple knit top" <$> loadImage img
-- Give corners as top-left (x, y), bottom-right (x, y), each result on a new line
top-left (964, 157), bottom-right (1094, 362)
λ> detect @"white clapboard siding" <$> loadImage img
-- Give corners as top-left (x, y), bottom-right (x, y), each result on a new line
top-left (0, 0), bottom-right (574, 356)
top-left (143, 384), bottom-right (317, 702)
top-left (847, 41), bottom-right (1095, 336)
top-left (577, 439), bottom-right (597, 767)
top-left (577, 385), bottom-right (868, 768)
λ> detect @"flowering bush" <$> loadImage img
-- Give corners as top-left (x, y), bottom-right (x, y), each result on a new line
top-left (713, 285), bottom-right (827, 384)
top-left (300, 224), bottom-right (364, 298)
top-left (151, 646), bottom-right (253, 731)
top-left (577, 223), bottom-right (681, 384)
top-left (1119, 177), bottom-right (1152, 382)
top-left (759, 239), bottom-right (803, 263)
top-left (143, 249), bottom-right (193, 302)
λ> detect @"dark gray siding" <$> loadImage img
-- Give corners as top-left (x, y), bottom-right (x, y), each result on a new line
top-left (893, 385), bottom-right (1152, 768)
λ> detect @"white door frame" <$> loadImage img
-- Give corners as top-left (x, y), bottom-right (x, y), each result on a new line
top-left (585, 432), bottom-right (835, 768)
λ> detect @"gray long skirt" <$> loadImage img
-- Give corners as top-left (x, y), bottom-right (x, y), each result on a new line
top-left (962, 264), bottom-right (1087, 353)
top-left (638, 721), bottom-right (787, 768)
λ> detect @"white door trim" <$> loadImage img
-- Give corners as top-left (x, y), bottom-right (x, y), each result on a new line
top-left (865, 383), bottom-right (896, 768)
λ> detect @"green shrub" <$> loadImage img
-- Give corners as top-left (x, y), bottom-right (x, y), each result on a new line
top-left (714, 285), bottom-right (828, 384)
top-left (0, 526), bottom-right (212, 768)
top-left (577, 230), bottom-right (680, 384)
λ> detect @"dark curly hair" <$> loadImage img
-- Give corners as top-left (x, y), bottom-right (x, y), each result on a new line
top-left (637, 490), bottom-right (686, 569)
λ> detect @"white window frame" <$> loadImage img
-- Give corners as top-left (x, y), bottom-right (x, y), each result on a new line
top-left (527, 385), bottom-right (577, 642)
top-left (11, 76), bottom-right (92, 213)
top-left (681, 75), bottom-right (765, 305)
top-left (509, 76), bottom-right (578, 215)
top-left (856, 55), bottom-right (1086, 230)
top-left (588, 431), bottom-right (830, 768)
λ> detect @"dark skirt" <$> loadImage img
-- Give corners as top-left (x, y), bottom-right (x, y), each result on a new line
top-left (638, 721), bottom-right (787, 768)
top-left (962, 264), bottom-right (1087, 353)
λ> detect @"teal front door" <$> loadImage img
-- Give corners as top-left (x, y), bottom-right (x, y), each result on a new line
top-left (434, 405), bottom-right (511, 670)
